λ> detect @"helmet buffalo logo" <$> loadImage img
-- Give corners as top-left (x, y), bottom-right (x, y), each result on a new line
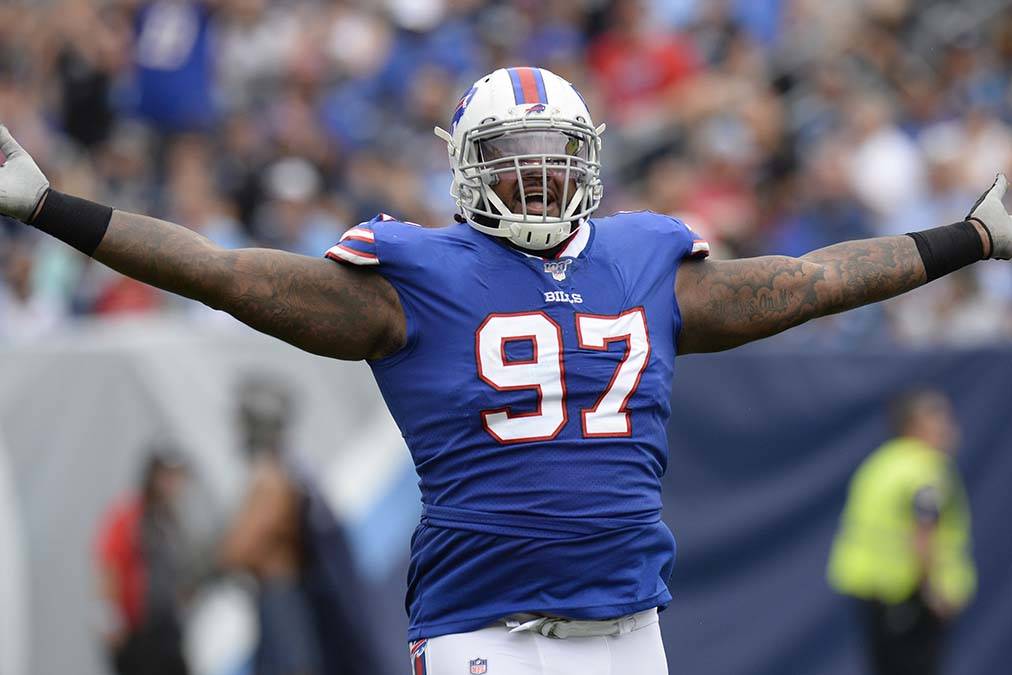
top-left (469, 658), bottom-right (488, 674)
top-left (525, 103), bottom-right (547, 115)
top-left (451, 86), bottom-right (478, 132)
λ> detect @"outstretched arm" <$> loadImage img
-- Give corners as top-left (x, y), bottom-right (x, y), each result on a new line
top-left (94, 211), bottom-right (405, 360)
top-left (0, 125), bottom-right (404, 361)
top-left (676, 225), bottom-right (991, 355)
top-left (676, 174), bottom-right (1012, 354)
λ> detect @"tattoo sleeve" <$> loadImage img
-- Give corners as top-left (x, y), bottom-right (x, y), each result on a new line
top-left (92, 211), bottom-right (405, 360)
top-left (675, 235), bottom-right (928, 354)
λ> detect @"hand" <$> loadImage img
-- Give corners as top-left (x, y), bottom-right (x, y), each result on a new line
top-left (967, 173), bottom-right (1012, 260)
top-left (0, 124), bottom-right (50, 223)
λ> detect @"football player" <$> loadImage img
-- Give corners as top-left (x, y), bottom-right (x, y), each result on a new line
top-left (2, 67), bottom-right (1010, 675)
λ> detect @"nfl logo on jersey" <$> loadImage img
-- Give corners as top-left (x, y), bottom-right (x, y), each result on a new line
top-left (469, 658), bottom-right (488, 674)
top-left (543, 259), bottom-right (572, 281)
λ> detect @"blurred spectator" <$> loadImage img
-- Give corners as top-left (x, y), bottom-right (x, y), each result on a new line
top-left (890, 267), bottom-right (1012, 346)
top-left (945, 107), bottom-right (1012, 191)
top-left (253, 157), bottom-right (343, 255)
top-left (218, 375), bottom-right (323, 675)
top-left (95, 122), bottom-right (161, 215)
top-left (46, 0), bottom-right (130, 149)
top-left (767, 135), bottom-right (875, 257)
top-left (131, 0), bottom-right (218, 134)
top-left (0, 240), bottom-right (64, 342)
top-left (216, 0), bottom-right (300, 112)
top-left (827, 390), bottom-right (976, 675)
top-left (95, 442), bottom-right (194, 675)
top-left (845, 94), bottom-right (927, 235)
top-left (164, 134), bottom-right (248, 249)
top-left (588, 0), bottom-right (699, 126)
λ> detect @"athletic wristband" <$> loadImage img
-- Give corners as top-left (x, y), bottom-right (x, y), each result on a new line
top-left (966, 216), bottom-right (995, 257)
top-left (27, 189), bottom-right (113, 256)
top-left (906, 221), bottom-right (985, 282)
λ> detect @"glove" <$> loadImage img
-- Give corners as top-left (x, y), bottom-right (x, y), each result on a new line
top-left (0, 124), bottom-right (50, 223)
top-left (967, 173), bottom-right (1012, 260)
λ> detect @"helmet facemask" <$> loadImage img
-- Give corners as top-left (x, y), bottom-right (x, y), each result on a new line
top-left (457, 118), bottom-right (602, 250)
top-left (435, 68), bottom-right (605, 251)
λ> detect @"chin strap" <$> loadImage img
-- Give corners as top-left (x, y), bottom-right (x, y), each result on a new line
top-left (460, 209), bottom-right (578, 251)
top-left (471, 212), bottom-right (501, 230)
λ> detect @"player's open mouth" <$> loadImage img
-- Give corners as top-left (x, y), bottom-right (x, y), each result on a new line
top-left (515, 187), bottom-right (558, 216)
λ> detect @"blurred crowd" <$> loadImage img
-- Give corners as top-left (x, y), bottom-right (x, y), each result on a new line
top-left (2, 0), bottom-right (1012, 346)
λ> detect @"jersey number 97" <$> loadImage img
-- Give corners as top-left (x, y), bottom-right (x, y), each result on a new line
top-left (475, 309), bottom-right (650, 443)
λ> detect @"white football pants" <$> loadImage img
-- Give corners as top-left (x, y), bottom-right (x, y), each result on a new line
top-left (409, 608), bottom-right (667, 675)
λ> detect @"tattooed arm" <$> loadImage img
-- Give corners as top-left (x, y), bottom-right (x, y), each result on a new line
top-left (675, 226), bottom-right (989, 354)
top-left (93, 211), bottom-right (406, 360)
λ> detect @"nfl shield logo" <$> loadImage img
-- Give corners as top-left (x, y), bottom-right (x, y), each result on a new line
top-left (543, 259), bottom-right (572, 281)
top-left (469, 658), bottom-right (488, 674)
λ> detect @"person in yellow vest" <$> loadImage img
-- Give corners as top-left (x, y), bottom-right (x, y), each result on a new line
top-left (828, 389), bottom-right (976, 675)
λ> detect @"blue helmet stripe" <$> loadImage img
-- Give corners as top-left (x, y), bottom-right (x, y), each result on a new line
top-left (532, 68), bottom-right (548, 103)
top-left (508, 68), bottom-right (525, 104)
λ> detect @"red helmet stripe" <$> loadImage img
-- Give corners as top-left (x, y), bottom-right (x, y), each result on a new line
top-left (508, 67), bottom-right (547, 104)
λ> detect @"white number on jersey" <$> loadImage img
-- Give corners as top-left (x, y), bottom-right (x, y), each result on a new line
top-left (474, 308), bottom-right (650, 443)
top-left (475, 313), bottom-right (567, 443)
top-left (576, 309), bottom-right (650, 437)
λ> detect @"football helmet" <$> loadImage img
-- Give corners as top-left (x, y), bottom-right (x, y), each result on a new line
top-left (435, 67), bottom-right (605, 250)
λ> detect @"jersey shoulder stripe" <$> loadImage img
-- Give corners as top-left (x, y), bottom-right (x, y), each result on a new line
top-left (326, 242), bottom-right (379, 265)
top-left (657, 212), bottom-right (710, 259)
top-left (689, 239), bottom-right (710, 257)
top-left (324, 223), bottom-right (382, 266)
top-left (600, 210), bottom-right (710, 260)
top-left (342, 226), bottom-right (375, 243)
top-left (324, 212), bottom-right (431, 267)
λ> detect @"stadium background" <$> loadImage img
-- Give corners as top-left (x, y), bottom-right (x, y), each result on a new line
top-left (1, 0), bottom-right (1012, 673)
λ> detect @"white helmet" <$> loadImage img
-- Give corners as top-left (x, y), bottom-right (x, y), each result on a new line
top-left (435, 67), bottom-right (605, 250)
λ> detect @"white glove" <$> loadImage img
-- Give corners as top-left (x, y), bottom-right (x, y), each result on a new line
top-left (0, 124), bottom-right (50, 222)
top-left (967, 173), bottom-right (1012, 260)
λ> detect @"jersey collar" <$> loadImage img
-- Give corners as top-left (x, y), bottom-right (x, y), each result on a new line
top-left (554, 220), bottom-right (591, 259)
top-left (510, 220), bottom-right (592, 260)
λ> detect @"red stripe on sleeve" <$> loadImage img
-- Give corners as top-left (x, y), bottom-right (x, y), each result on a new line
top-left (336, 243), bottom-right (378, 259)
top-left (341, 234), bottom-right (374, 245)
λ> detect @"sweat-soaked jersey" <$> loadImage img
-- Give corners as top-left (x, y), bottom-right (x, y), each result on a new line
top-left (325, 211), bottom-right (709, 640)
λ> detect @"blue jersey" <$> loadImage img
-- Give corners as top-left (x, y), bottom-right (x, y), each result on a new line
top-left (326, 212), bottom-right (709, 640)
